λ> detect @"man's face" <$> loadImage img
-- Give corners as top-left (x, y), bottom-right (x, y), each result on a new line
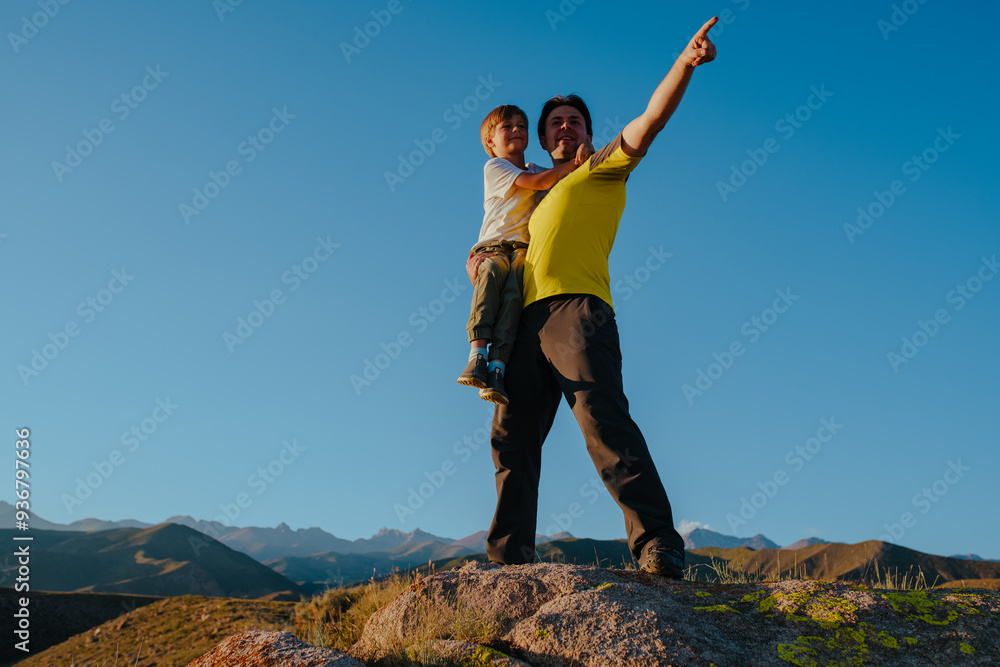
top-left (541, 105), bottom-right (590, 161)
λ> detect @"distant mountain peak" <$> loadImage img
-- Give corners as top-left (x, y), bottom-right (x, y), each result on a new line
top-left (949, 553), bottom-right (1000, 562)
top-left (276, 522), bottom-right (292, 532)
top-left (682, 527), bottom-right (780, 551)
top-left (782, 537), bottom-right (831, 550)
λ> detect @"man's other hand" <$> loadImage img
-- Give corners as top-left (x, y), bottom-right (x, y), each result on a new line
top-left (467, 252), bottom-right (496, 284)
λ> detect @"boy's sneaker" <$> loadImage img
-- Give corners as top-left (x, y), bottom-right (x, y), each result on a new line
top-left (479, 368), bottom-right (509, 405)
top-left (638, 544), bottom-right (685, 579)
top-left (457, 356), bottom-right (488, 388)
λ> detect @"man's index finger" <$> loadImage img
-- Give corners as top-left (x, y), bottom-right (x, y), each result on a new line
top-left (696, 16), bottom-right (719, 39)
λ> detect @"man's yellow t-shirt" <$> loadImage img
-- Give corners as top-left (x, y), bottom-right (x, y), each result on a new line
top-left (523, 134), bottom-right (642, 310)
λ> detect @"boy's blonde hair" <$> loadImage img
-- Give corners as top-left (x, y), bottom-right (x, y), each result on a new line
top-left (480, 104), bottom-right (528, 158)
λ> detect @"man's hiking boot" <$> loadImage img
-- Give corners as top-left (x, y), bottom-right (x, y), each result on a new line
top-left (638, 544), bottom-right (685, 579)
top-left (479, 368), bottom-right (509, 405)
top-left (457, 355), bottom-right (489, 388)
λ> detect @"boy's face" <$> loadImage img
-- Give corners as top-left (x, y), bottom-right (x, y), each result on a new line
top-left (487, 115), bottom-right (528, 159)
top-left (540, 105), bottom-right (590, 161)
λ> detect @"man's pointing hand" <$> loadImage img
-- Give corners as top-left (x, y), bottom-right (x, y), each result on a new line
top-left (681, 17), bottom-right (718, 68)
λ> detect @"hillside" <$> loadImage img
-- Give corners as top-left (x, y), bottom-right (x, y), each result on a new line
top-left (266, 540), bottom-right (477, 591)
top-left (688, 540), bottom-right (1000, 586)
top-left (14, 595), bottom-right (294, 667)
top-left (0, 524), bottom-right (303, 599)
top-left (0, 589), bottom-right (161, 666)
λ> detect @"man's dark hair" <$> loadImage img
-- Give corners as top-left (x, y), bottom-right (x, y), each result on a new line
top-left (537, 94), bottom-right (592, 143)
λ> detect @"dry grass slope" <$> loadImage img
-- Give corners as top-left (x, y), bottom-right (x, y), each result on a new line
top-left (17, 595), bottom-right (294, 667)
top-left (687, 540), bottom-right (1000, 587)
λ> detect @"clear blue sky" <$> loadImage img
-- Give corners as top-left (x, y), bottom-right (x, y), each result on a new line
top-left (4, 0), bottom-right (998, 559)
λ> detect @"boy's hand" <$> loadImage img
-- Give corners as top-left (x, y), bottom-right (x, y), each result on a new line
top-left (679, 17), bottom-right (718, 68)
top-left (467, 252), bottom-right (496, 284)
top-left (574, 141), bottom-right (594, 166)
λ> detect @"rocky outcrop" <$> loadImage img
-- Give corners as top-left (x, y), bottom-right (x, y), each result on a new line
top-left (351, 561), bottom-right (1000, 666)
top-left (187, 631), bottom-right (363, 666)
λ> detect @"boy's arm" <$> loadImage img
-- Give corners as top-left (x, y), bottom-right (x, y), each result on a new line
top-left (513, 142), bottom-right (594, 190)
top-left (621, 17), bottom-right (718, 158)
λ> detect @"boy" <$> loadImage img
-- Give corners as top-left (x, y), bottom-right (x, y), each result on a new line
top-left (458, 104), bottom-right (591, 404)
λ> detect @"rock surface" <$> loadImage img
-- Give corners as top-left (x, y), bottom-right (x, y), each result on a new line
top-left (187, 630), bottom-right (363, 666)
top-left (416, 640), bottom-right (532, 666)
top-left (351, 561), bottom-right (1000, 666)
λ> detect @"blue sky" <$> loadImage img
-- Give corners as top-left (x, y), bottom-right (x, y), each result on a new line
top-left (3, 0), bottom-right (998, 560)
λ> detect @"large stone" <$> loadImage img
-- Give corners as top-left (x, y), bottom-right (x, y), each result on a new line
top-left (187, 630), bottom-right (364, 666)
top-left (351, 561), bottom-right (1000, 666)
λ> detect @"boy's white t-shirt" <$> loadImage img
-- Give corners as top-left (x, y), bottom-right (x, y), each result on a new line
top-left (476, 157), bottom-right (547, 246)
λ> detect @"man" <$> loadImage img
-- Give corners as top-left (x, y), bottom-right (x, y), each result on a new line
top-left (469, 18), bottom-right (718, 577)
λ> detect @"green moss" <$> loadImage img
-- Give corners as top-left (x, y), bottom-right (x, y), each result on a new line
top-left (534, 629), bottom-right (549, 639)
top-left (802, 598), bottom-right (857, 625)
top-left (755, 587), bottom-right (858, 629)
top-left (945, 593), bottom-right (984, 616)
top-left (460, 645), bottom-right (511, 666)
top-left (693, 604), bottom-right (738, 613)
top-left (759, 595), bottom-right (779, 613)
top-left (776, 640), bottom-right (819, 666)
top-left (776, 620), bottom-right (908, 665)
top-left (778, 627), bottom-right (867, 666)
top-left (880, 591), bottom-right (960, 625)
top-left (593, 582), bottom-right (615, 592)
top-left (777, 591), bottom-right (814, 608)
top-left (764, 585), bottom-right (991, 665)
top-left (695, 591), bottom-right (712, 597)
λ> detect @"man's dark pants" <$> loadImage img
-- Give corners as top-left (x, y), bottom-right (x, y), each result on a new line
top-left (486, 293), bottom-right (685, 564)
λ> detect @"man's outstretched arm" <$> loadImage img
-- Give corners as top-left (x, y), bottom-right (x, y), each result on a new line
top-left (621, 17), bottom-right (718, 157)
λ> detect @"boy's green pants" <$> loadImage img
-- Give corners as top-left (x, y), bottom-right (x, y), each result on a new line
top-left (466, 240), bottom-right (527, 364)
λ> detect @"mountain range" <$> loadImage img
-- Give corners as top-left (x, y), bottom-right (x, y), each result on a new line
top-left (0, 501), bottom-right (572, 563)
top-left (2, 501), bottom-right (994, 567)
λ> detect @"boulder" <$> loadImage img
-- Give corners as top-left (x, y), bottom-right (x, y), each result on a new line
top-left (351, 561), bottom-right (1000, 666)
top-left (187, 630), bottom-right (363, 666)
